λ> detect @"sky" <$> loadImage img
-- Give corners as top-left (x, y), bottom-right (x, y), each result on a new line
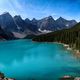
top-left (0, 0), bottom-right (80, 21)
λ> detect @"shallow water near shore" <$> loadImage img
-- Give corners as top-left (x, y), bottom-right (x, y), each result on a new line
top-left (0, 39), bottom-right (80, 80)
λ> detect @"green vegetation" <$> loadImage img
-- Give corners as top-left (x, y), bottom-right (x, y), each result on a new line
top-left (32, 23), bottom-right (80, 51)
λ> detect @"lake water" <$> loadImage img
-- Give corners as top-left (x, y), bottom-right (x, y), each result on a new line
top-left (0, 39), bottom-right (80, 80)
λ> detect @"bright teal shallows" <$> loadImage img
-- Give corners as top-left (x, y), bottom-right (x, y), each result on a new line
top-left (0, 39), bottom-right (80, 80)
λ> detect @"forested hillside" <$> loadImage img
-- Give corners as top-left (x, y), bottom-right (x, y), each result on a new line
top-left (33, 23), bottom-right (80, 51)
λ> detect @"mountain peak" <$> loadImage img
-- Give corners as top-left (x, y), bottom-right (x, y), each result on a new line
top-left (42, 16), bottom-right (54, 21)
top-left (14, 15), bottom-right (21, 18)
top-left (14, 15), bottom-right (22, 21)
top-left (0, 12), bottom-right (18, 32)
top-left (2, 12), bottom-right (9, 15)
top-left (48, 16), bottom-right (53, 18)
top-left (56, 17), bottom-right (67, 23)
top-left (25, 18), bottom-right (30, 23)
top-left (32, 18), bottom-right (37, 21)
top-left (0, 12), bottom-right (11, 16)
top-left (46, 16), bottom-right (54, 20)
top-left (58, 17), bottom-right (66, 20)
top-left (70, 20), bottom-right (77, 23)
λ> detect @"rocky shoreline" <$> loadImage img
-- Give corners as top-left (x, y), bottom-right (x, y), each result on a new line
top-left (62, 43), bottom-right (80, 58)
top-left (60, 75), bottom-right (80, 80)
top-left (32, 41), bottom-right (80, 58)
top-left (0, 72), bottom-right (15, 80)
top-left (53, 42), bottom-right (80, 58)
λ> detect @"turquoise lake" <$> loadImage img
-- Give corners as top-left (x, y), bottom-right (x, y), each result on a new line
top-left (0, 39), bottom-right (80, 80)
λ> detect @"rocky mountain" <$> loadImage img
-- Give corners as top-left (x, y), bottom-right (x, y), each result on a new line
top-left (14, 15), bottom-right (26, 32)
top-left (26, 16), bottom-right (77, 33)
top-left (37, 16), bottom-right (77, 32)
top-left (14, 15), bottom-right (38, 33)
top-left (38, 16), bottom-right (57, 31)
top-left (25, 19), bottom-right (38, 33)
top-left (32, 22), bottom-right (80, 52)
top-left (0, 12), bottom-right (18, 32)
top-left (0, 25), bottom-right (15, 40)
top-left (31, 18), bottom-right (38, 26)
top-left (0, 12), bottom-right (77, 33)
top-left (0, 12), bottom-right (39, 39)
top-left (0, 12), bottom-right (77, 39)
top-left (25, 18), bottom-right (31, 24)
top-left (56, 17), bottom-right (77, 29)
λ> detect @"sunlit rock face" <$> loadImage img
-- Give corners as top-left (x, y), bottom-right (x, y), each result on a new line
top-left (31, 16), bottom-right (77, 32)
top-left (56, 17), bottom-right (77, 29)
top-left (12, 32), bottom-right (26, 38)
top-left (38, 28), bottom-right (52, 34)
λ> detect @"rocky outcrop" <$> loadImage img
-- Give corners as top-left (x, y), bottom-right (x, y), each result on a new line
top-left (37, 16), bottom-right (77, 31)
top-left (0, 12), bottom-right (18, 32)
top-left (0, 72), bottom-right (15, 80)
top-left (0, 26), bottom-right (15, 40)
top-left (0, 12), bottom-right (77, 39)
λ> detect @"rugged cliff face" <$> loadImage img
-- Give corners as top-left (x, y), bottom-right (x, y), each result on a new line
top-left (0, 12), bottom-right (18, 32)
top-left (0, 26), bottom-right (15, 40)
top-left (0, 12), bottom-right (39, 39)
top-left (30, 16), bottom-right (77, 32)
top-left (0, 12), bottom-right (77, 40)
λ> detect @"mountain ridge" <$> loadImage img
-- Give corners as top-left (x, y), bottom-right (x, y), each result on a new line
top-left (32, 22), bottom-right (80, 54)
top-left (0, 12), bottom-right (78, 40)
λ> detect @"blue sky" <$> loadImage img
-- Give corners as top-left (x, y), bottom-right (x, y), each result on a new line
top-left (0, 0), bottom-right (80, 21)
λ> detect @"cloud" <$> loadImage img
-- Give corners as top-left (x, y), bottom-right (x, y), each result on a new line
top-left (0, 0), bottom-right (79, 21)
